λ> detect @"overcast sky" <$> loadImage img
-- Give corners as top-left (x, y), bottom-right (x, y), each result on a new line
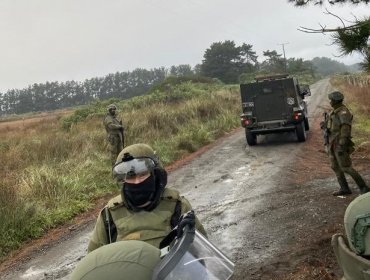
top-left (0, 0), bottom-right (368, 92)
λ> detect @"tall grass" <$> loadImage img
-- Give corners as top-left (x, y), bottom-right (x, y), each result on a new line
top-left (0, 81), bottom-right (241, 260)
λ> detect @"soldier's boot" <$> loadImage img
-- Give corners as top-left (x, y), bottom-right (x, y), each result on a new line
top-left (356, 180), bottom-right (369, 194)
top-left (345, 168), bottom-right (370, 194)
top-left (332, 174), bottom-right (352, 196)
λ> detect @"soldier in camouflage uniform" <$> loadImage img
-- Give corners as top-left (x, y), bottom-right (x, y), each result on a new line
top-left (103, 104), bottom-right (124, 166)
top-left (87, 143), bottom-right (207, 253)
top-left (325, 91), bottom-right (369, 196)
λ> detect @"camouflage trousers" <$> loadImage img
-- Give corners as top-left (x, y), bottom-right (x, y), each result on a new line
top-left (329, 148), bottom-right (369, 194)
top-left (108, 134), bottom-right (124, 166)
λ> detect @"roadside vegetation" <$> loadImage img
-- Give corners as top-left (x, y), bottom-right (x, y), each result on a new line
top-left (0, 77), bottom-right (241, 260)
top-left (331, 74), bottom-right (370, 157)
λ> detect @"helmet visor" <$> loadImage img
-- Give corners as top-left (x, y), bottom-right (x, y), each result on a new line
top-left (113, 157), bottom-right (156, 181)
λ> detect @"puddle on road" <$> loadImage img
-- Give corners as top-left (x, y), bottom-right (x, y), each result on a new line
top-left (21, 267), bottom-right (44, 279)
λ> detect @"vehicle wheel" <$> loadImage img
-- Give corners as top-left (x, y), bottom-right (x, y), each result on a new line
top-left (296, 121), bottom-right (306, 142)
top-left (304, 117), bottom-right (310, 131)
top-left (245, 129), bottom-right (257, 146)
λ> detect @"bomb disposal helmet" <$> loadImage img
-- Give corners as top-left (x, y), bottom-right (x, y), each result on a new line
top-left (71, 240), bottom-right (161, 280)
top-left (344, 192), bottom-right (370, 256)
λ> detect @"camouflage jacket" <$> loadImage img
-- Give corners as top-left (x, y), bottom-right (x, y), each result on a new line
top-left (327, 104), bottom-right (353, 147)
top-left (103, 113), bottom-right (122, 136)
top-left (87, 188), bottom-right (207, 253)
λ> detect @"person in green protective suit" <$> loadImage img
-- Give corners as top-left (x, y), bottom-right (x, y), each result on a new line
top-left (332, 192), bottom-right (370, 280)
top-left (103, 104), bottom-right (124, 166)
top-left (87, 143), bottom-right (207, 253)
top-left (71, 240), bottom-right (161, 280)
top-left (323, 91), bottom-right (369, 196)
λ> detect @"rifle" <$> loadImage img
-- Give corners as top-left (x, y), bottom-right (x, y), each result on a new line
top-left (119, 120), bottom-right (125, 148)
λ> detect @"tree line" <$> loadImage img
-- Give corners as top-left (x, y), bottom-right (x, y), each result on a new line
top-left (0, 41), bottom-right (357, 117)
top-left (0, 68), bottom-right (165, 116)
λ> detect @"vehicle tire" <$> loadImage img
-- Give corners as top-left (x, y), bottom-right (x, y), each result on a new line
top-left (245, 129), bottom-right (257, 146)
top-left (296, 121), bottom-right (306, 142)
top-left (304, 117), bottom-right (310, 131)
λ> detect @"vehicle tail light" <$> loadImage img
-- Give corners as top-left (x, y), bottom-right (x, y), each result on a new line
top-left (293, 112), bottom-right (301, 120)
top-left (244, 119), bottom-right (252, 126)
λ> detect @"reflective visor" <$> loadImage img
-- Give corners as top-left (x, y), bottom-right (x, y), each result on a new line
top-left (113, 157), bottom-right (156, 181)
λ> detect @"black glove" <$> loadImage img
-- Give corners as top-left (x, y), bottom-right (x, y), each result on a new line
top-left (159, 210), bottom-right (195, 249)
top-left (177, 210), bottom-right (195, 238)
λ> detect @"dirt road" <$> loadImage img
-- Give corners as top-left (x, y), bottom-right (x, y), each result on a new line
top-left (1, 78), bottom-right (367, 280)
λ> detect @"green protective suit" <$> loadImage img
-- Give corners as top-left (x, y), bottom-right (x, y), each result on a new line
top-left (103, 113), bottom-right (124, 166)
top-left (326, 104), bottom-right (369, 194)
top-left (71, 240), bottom-right (161, 280)
top-left (88, 188), bottom-right (207, 253)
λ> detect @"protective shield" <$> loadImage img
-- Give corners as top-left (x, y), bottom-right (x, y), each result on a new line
top-left (153, 229), bottom-right (234, 280)
top-left (112, 156), bottom-right (156, 181)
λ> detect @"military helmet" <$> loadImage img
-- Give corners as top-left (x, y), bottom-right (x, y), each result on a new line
top-left (113, 143), bottom-right (162, 182)
top-left (344, 192), bottom-right (370, 256)
top-left (113, 143), bottom-right (167, 212)
top-left (71, 240), bottom-right (161, 280)
top-left (115, 143), bottom-right (158, 165)
top-left (328, 91), bottom-right (344, 102)
top-left (107, 103), bottom-right (117, 111)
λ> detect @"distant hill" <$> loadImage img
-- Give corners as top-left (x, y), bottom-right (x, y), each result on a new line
top-left (346, 63), bottom-right (363, 73)
top-left (311, 57), bottom-right (358, 76)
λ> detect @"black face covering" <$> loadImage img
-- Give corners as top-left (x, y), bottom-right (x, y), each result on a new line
top-left (123, 175), bottom-right (156, 208)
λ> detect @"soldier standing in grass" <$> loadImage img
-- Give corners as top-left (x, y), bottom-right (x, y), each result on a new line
top-left (104, 104), bottom-right (124, 166)
top-left (322, 91), bottom-right (369, 196)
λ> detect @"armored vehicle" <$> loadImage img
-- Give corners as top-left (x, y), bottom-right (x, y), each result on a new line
top-left (240, 74), bottom-right (310, 146)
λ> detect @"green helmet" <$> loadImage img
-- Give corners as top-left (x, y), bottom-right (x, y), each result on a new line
top-left (344, 192), bottom-right (370, 256)
top-left (328, 91), bottom-right (344, 102)
top-left (113, 144), bottom-right (167, 212)
top-left (107, 104), bottom-right (117, 111)
top-left (115, 143), bottom-right (158, 165)
top-left (71, 240), bottom-right (161, 280)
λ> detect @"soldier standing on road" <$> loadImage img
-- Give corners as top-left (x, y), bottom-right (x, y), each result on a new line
top-left (103, 104), bottom-right (124, 166)
top-left (322, 91), bottom-right (369, 196)
top-left (87, 143), bottom-right (207, 253)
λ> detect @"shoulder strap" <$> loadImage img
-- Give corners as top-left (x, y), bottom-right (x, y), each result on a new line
top-left (101, 207), bottom-right (117, 244)
top-left (160, 199), bottom-right (182, 249)
top-left (170, 200), bottom-right (182, 229)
